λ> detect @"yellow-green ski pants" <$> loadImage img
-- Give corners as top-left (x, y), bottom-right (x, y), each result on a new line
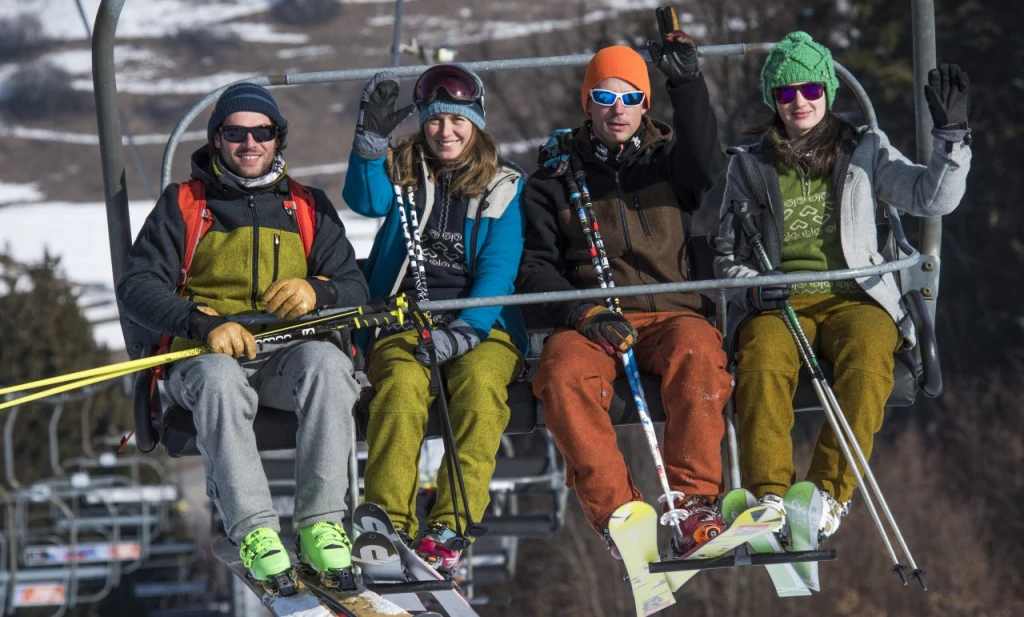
top-left (364, 328), bottom-right (523, 538)
top-left (735, 294), bottom-right (901, 503)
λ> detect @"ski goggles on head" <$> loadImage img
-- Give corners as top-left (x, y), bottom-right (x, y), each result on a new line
top-left (773, 82), bottom-right (826, 105)
top-left (589, 89), bottom-right (647, 108)
top-left (413, 65), bottom-right (484, 107)
top-left (219, 125), bottom-right (279, 143)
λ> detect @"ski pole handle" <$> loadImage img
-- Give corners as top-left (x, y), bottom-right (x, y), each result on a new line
top-left (730, 199), bottom-right (763, 246)
top-left (730, 199), bottom-right (776, 274)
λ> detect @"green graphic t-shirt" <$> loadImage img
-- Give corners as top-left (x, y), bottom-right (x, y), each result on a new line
top-left (777, 160), bottom-right (864, 296)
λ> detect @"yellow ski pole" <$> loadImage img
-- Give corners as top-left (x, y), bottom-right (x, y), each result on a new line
top-left (0, 303), bottom-right (376, 398)
top-left (0, 297), bottom-right (408, 410)
top-left (3, 363), bottom-right (153, 411)
top-left (0, 348), bottom-right (203, 398)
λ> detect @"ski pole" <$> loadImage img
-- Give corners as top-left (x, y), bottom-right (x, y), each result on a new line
top-left (391, 151), bottom-right (429, 307)
top-left (0, 301), bottom-right (406, 410)
top-left (407, 301), bottom-right (484, 548)
top-left (564, 156), bottom-right (688, 541)
top-left (731, 199), bottom-right (924, 587)
top-left (0, 302), bottom-right (379, 398)
top-left (391, 152), bottom-right (480, 547)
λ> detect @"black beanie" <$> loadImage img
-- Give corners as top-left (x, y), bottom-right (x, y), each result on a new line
top-left (207, 83), bottom-right (288, 148)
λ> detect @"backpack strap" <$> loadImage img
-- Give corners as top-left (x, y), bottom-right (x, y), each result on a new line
top-left (284, 177), bottom-right (316, 258)
top-left (176, 179), bottom-right (214, 290)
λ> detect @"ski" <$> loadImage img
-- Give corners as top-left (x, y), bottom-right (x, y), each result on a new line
top-left (351, 531), bottom-right (426, 611)
top-left (607, 501), bottom-right (676, 617)
top-left (721, 488), bottom-right (811, 597)
top-left (212, 536), bottom-right (334, 617)
top-left (295, 566), bottom-right (413, 617)
top-left (353, 502), bottom-right (479, 617)
top-left (664, 504), bottom-right (784, 591)
top-left (785, 481), bottom-right (825, 591)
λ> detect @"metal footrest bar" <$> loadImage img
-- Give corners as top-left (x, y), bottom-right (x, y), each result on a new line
top-left (649, 549), bottom-right (838, 573)
top-left (364, 579), bottom-right (458, 594)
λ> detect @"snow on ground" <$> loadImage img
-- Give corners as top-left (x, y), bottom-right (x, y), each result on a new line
top-left (369, 0), bottom-right (669, 47)
top-left (0, 181), bottom-right (44, 205)
top-left (72, 70), bottom-right (265, 95)
top-left (1, 0), bottom-right (406, 42)
top-left (0, 125), bottom-right (206, 145)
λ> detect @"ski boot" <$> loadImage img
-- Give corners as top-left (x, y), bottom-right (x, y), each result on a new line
top-left (239, 527), bottom-right (296, 595)
top-left (759, 492), bottom-right (789, 549)
top-left (818, 490), bottom-right (851, 544)
top-left (720, 487), bottom-right (757, 525)
top-left (667, 496), bottom-right (725, 558)
top-left (601, 527), bottom-right (623, 561)
top-left (414, 522), bottom-right (464, 575)
top-left (297, 521), bottom-right (356, 590)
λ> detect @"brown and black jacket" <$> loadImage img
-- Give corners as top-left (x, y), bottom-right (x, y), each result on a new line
top-left (516, 76), bottom-right (726, 327)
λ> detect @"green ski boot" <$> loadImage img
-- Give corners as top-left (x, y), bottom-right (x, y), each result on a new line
top-left (239, 527), bottom-right (296, 594)
top-left (297, 521), bottom-right (355, 590)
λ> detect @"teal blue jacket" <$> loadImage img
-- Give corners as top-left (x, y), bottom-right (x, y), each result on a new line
top-left (343, 150), bottom-right (528, 355)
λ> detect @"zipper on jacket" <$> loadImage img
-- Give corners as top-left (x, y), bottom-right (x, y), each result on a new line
top-left (634, 195), bottom-right (652, 237)
top-left (615, 172), bottom-right (655, 312)
top-left (272, 234), bottom-right (281, 282)
top-left (249, 194), bottom-right (260, 309)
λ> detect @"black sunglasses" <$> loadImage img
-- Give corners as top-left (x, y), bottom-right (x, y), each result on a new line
top-left (219, 125), bottom-right (278, 143)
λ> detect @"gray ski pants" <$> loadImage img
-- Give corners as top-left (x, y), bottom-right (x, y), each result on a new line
top-left (165, 340), bottom-right (359, 543)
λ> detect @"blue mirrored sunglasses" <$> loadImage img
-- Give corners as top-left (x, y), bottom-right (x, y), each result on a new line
top-left (589, 89), bottom-right (646, 107)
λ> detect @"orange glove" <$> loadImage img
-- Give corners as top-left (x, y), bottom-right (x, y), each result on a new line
top-left (263, 278), bottom-right (317, 320)
top-left (207, 322), bottom-right (257, 359)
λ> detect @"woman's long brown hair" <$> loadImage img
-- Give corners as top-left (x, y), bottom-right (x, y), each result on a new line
top-left (746, 110), bottom-right (859, 178)
top-left (387, 125), bottom-right (499, 198)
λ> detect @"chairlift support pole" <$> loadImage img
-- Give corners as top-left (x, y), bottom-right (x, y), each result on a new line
top-left (390, 0), bottom-right (405, 67)
top-left (912, 0), bottom-right (941, 259)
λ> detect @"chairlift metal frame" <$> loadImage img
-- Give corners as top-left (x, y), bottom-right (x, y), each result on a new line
top-left (85, 0), bottom-right (948, 608)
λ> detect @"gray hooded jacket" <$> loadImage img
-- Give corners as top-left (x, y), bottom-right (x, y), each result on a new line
top-left (711, 125), bottom-right (971, 348)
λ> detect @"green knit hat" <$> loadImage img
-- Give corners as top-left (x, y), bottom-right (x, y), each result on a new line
top-left (761, 31), bottom-right (840, 111)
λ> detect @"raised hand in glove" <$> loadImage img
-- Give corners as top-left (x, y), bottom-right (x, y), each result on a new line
top-left (354, 71), bottom-right (415, 158)
top-left (647, 6), bottom-right (700, 84)
top-left (414, 319), bottom-right (481, 365)
top-left (748, 269), bottom-right (792, 313)
top-left (263, 278), bottom-right (317, 320)
top-left (537, 128), bottom-right (574, 177)
top-left (574, 305), bottom-right (638, 356)
top-left (925, 63), bottom-right (970, 129)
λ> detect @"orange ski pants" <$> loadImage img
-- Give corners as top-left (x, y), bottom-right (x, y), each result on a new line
top-left (533, 311), bottom-right (734, 532)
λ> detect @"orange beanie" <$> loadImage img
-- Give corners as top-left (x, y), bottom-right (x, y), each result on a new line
top-left (581, 46), bottom-right (652, 114)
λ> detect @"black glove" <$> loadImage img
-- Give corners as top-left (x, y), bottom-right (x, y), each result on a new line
top-left (574, 305), bottom-right (638, 356)
top-left (647, 6), bottom-right (700, 84)
top-left (748, 269), bottom-right (792, 313)
top-left (924, 63), bottom-right (970, 129)
top-left (414, 319), bottom-right (480, 366)
top-left (354, 71), bottom-right (415, 158)
top-left (537, 128), bottom-right (574, 177)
